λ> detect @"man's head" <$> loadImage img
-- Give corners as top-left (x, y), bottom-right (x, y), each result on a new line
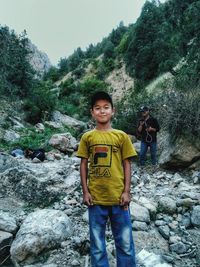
top-left (140, 106), bottom-right (149, 113)
top-left (140, 106), bottom-right (150, 118)
top-left (91, 91), bottom-right (113, 110)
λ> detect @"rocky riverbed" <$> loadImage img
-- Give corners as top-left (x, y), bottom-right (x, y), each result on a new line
top-left (0, 152), bottom-right (200, 267)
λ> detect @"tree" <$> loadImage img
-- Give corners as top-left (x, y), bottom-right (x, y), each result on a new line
top-left (0, 26), bottom-right (34, 97)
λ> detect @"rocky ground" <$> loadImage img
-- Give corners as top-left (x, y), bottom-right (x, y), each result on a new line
top-left (0, 152), bottom-right (200, 267)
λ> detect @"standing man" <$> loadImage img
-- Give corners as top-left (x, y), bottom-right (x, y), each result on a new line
top-left (137, 106), bottom-right (160, 170)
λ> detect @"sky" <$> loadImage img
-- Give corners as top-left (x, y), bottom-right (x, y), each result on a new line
top-left (0, 0), bottom-right (164, 65)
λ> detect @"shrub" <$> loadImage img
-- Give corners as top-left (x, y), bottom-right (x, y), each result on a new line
top-left (24, 81), bottom-right (56, 124)
top-left (154, 89), bottom-right (200, 141)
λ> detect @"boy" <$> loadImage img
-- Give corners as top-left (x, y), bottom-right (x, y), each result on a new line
top-left (77, 91), bottom-right (137, 267)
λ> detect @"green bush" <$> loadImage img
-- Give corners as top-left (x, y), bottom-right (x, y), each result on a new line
top-left (24, 81), bottom-right (56, 124)
top-left (154, 89), bottom-right (200, 141)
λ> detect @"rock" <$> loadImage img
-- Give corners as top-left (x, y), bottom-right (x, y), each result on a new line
top-left (130, 202), bottom-right (150, 223)
top-left (191, 205), bottom-right (200, 227)
top-left (170, 242), bottom-right (188, 254)
top-left (176, 198), bottom-right (196, 208)
top-left (52, 111), bottom-right (86, 131)
top-left (35, 123), bottom-right (45, 132)
top-left (28, 40), bottom-right (51, 76)
top-left (0, 157), bottom-right (78, 206)
top-left (133, 221), bottom-right (148, 231)
top-left (64, 170), bottom-right (79, 187)
top-left (44, 121), bottom-right (63, 129)
top-left (180, 192), bottom-right (200, 200)
top-left (3, 130), bottom-right (20, 142)
top-left (159, 132), bottom-right (200, 169)
top-left (169, 235), bottom-right (181, 244)
top-left (71, 259), bottom-right (80, 266)
top-left (181, 213), bottom-right (191, 229)
top-left (0, 152), bottom-right (19, 173)
top-left (49, 133), bottom-right (78, 153)
top-left (0, 211), bottom-right (18, 233)
top-left (0, 230), bottom-right (13, 265)
top-left (137, 197), bottom-right (158, 220)
top-left (158, 225), bottom-right (170, 240)
top-left (10, 209), bottom-right (72, 264)
top-left (158, 197), bottom-right (177, 215)
top-left (137, 249), bottom-right (172, 267)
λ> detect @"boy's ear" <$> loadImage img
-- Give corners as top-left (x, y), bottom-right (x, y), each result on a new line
top-left (112, 107), bottom-right (116, 115)
top-left (90, 108), bottom-right (94, 116)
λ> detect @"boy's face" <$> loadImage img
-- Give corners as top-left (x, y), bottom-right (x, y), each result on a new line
top-left (91, 99), bottom-right (114, 125)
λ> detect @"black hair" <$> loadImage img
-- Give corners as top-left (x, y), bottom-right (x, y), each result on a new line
top-left (91, 91), bottom-right (113, 109)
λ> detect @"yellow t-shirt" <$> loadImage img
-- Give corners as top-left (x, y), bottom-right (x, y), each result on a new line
top-left (77, 129), bottom-right (137, 205)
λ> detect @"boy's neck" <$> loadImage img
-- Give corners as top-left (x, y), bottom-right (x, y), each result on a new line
top-left (95, 122), bottom-right (112, 131)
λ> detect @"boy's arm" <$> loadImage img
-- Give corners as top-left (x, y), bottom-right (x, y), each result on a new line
top-left (120, 158), bottom-right (132, 206)
top-left (80, 158), bottom-right (93, 206)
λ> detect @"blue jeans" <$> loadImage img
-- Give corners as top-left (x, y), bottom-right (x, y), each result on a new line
top-left (88, 205), bottom-right (136, 267)
top-left (139, 141), bottom-right (157, 166)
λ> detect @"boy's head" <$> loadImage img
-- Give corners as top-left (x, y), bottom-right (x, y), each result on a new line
top-left (91, 91), bottom-right (113, 110)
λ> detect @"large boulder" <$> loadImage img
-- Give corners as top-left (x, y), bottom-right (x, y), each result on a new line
top-left (159, 131), bottom-right (200, 169)
top-left (52, 111), bottom-right (86, 131)
top-left (0, 155), bottom-right (80, 206)
top-left (48, 133), bottom-right (78, 153)
top-left (11, 209), bottom-right (72, 265)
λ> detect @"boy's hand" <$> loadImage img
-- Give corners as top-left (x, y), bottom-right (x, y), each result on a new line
top-left (83, 192), bottom-right (93, 206)
top-left (120, 192), bottom-right (131, 206)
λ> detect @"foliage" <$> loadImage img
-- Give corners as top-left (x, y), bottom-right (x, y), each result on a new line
top-left (0, 26), bottom-right (35, 97)
top-left (0, 125), bottom-right (76, 153)
top-left (153, 88), bottom-right (200, 141)
top-left (23, 81), bottom-right (57, 124)
top-left (43, 66), bottom-right (60, 82)
top-left (79, 77), bottom-right (109, 118)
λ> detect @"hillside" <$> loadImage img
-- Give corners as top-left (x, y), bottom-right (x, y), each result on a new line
top-left (0, 1), bottom-right (200, 267)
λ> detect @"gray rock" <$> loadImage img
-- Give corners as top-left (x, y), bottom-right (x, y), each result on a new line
top-left (0, 230), bottom-right (13, 265)
top-left (52, 111), bottom-right (86, 131)
top-left (49, 132), bottom-right (78, 152)
top-left (137, 249), bottom-right (172, 267)
top-left (133, 221), bottom-right (148, 231)
top-left (170, 242), bottom-right (188, 254)
top-left (176, 198), bottom-right (196, 208)
top-left (11, 209), bottom-right (72, 264)
top-left (0, 211), bottom-right (18, 233)
top-left (181, 215), bottom-right (191, 229)
top-left (130, 202), bottom-right (150, 223)
top-left (158, 225), bottom-right (170, 240)
top-left (191, 205), bottom-right (200, 227)
top-left (3, 130), bottom-right (20, 142)
top-left (155, 220), bottom-right (167, 227)
top-left (0, 152), bottom-right (19, 174)
top-left (158, 197), bottom-right (177, 215)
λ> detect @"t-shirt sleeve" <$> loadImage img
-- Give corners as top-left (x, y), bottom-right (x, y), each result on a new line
top-left (121, 133), bottom-right (137, 160)
top-left (76, 134), bottom-right (89, 159)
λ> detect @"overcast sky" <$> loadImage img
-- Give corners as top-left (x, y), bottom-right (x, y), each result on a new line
top-left (0, 0), bottom-right (164, 65)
